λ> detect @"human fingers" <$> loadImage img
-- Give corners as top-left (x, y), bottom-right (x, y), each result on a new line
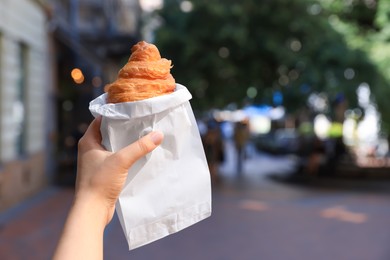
top-left (112, 131), bottom-right (164, 170)
top-left (78, 117), bottom-right (103, 151)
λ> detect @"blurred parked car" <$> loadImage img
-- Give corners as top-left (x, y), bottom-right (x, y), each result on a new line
top-left (253, 129), bottom-right (300, 155)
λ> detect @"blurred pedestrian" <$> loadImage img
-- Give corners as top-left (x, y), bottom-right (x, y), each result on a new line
top-left (233, 118), bottom-right (250, 177)
top-left (202, 119), bottom-right (224, 185)
top-left (327, 136), bottom-right (346, 176)
top-left (305, 136), bottom-right (325, 176)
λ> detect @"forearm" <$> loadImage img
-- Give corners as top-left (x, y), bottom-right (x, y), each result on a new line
top-left (53, 119), bottom-right (163, 259)
top-left (53, 195), bottom-right (109, 260)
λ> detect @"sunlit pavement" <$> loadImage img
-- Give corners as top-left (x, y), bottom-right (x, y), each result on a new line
top-left (1, 141), bottom-right (390, 260)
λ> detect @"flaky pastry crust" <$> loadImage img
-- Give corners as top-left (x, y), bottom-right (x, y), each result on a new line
top-left (104, 41), bottom-right (175, 103)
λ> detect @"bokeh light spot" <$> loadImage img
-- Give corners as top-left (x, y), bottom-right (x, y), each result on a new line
top-left (247, 86), bottom-right (257, 98)
top-left (92, 76), bottom-right (102, 87)
top-left (218, 47), bottom-right (230, 58)
top-left (71, 68), bottom-right (85, 84)
top-left (180, 1), bottom-right (193, 12)
top-left (344, 68), bottom-right (355, 80)
top-left (290, 39), bottom-right (302, 52)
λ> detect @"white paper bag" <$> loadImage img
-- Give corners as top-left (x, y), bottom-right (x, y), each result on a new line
top-left (89, 84), bottom-right (212, 250)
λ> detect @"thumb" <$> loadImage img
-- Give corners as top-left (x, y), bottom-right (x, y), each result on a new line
top-left (111, 131), bottom-right (164, 170)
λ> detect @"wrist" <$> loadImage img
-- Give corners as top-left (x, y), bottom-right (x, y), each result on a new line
top-left (73, 191), bottom-right (113, 227)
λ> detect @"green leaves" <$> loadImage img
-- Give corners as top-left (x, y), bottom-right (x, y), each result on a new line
top-left (154, 0), bottom-right (389, 131)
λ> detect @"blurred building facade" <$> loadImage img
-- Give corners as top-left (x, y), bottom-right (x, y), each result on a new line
top-left (50, 0), bottom-right (142, 185)
top-left (0, 0), bottom-right (54, 211)
top-left (0, 0), bottom-right (142, 211)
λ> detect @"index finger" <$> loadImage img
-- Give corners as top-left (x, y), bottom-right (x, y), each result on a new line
top-left (78, 117), bottom-right (104, 151)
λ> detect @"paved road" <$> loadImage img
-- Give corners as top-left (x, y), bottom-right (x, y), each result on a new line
top-left (1, 142), bottom-right (390, 260)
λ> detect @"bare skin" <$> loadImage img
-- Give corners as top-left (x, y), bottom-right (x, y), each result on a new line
top-left (53, 117), bottom-right (164, 260)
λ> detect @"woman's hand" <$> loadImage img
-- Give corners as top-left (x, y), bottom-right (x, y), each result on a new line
top-left (54, 117), bottom-right (163, 260)
top-left (75, 116), bottom-right (164, 224)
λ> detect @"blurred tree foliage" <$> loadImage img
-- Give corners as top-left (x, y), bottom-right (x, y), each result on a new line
top-left (154, 0), bottom-right (390, 130)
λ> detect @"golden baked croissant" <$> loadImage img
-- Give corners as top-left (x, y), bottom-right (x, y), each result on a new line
top-left (104, 41), bottom-right (175, 103)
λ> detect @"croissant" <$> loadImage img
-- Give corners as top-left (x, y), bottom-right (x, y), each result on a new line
top-left (104, 41), bottom-right (175, 103)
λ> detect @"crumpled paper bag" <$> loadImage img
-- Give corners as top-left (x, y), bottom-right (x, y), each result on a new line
top-left (89, 84), bottom-right (212, 250)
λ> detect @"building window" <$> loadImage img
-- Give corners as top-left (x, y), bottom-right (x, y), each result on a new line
top-left (14, 43), bottom-right (28, 156)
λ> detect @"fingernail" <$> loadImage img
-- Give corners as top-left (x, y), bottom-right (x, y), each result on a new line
top-left (150, 131), bottom-right (164, 145)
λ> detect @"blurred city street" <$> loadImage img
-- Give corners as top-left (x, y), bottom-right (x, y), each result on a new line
top-left (2, 1), bottom-right (390, 260)
top-left (1, 141), bottom-right (390, 260)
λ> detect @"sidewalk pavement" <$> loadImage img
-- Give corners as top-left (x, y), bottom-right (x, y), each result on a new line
top-left (0, 187), bottom-right (74, 260)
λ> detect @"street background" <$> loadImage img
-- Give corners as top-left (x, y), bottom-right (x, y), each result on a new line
top-left (1, 1), bottom-right (390, 259)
